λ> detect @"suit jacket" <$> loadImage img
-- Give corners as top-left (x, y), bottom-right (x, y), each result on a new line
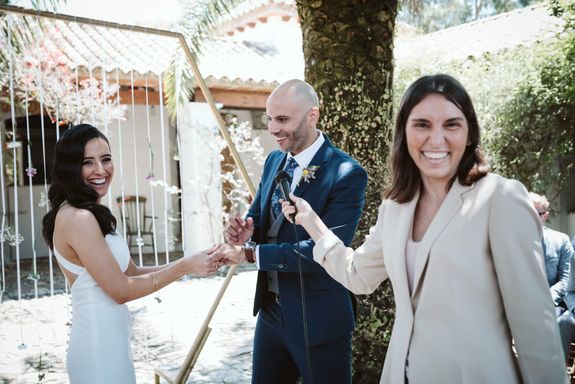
top-left (314, 174), bottom-right (567, 384)
top-left (248, 136), bottom-right (367, 346)
top-left (542, 226), bottom-right (574, 305)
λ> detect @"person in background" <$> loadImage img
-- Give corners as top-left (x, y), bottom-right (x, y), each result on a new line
top-left (282, 74), bottom-right (567, 383)
top-left (529, 192), bottom-right (574, 316)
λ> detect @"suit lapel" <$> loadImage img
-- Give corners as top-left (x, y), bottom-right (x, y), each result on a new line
top-left (411, 181), bottom-right (474, 300)
top-left (293, 139), bottom-right (333, 198)
top-left (261, 152), bottom-right (287, 225)
top-left (267, 137), bottom-right (332, 231)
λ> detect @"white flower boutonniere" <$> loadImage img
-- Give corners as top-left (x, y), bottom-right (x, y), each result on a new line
top-left (298, 165), bottom-right (319, 186)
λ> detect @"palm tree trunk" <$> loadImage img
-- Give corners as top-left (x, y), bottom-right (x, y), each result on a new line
top-left (296, 1), bottom-right (398, 382)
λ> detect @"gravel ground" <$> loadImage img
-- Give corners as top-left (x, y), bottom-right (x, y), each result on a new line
top-left (0, 267), bottom-right (258, 384)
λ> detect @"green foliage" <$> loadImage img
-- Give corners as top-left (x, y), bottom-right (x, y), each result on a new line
top-left (318, 73), bottom-right (395, 383)
top-left (352, 282), bottom-right (395, 383)
top-left (484, 8), bottom-right (575, 198)
top-left (319, 72), bottom-right (394, 188)
top-left (398, 0), bottom-right (536, 32)
top-left (485, 32), bottom-right (575, 198)
top-left (177, 0), bottom-right (243, 58)
top-left (164, 0), bottom-right (244, 122)
top-left (163, 49), bottom-right (195, 123)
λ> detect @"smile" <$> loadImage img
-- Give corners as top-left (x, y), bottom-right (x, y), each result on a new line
top-left (423, 151), bottom-right (449, 160)
top-left (89, 178), bottom-right (107, 185)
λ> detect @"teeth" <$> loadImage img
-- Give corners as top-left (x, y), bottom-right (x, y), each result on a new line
top-left (91, 178), bottom-right (106, 185)
top-left (423, 151), bottom-right (448, 159)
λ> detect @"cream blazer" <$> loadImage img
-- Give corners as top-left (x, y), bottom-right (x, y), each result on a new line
top-left (314, 174), bottom-right (567, 384)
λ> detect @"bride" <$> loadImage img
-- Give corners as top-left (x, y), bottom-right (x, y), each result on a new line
top-left (42, 124), bottom-right (223, 383)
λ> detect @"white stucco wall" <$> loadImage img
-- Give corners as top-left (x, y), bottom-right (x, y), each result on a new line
top-left (179, 102), bottom-right (223, 255)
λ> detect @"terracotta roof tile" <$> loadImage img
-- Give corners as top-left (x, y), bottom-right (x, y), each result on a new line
top-left (395, 5), bottom-right (564, 63)
top-left (7, 3), bottom-right (563, 88)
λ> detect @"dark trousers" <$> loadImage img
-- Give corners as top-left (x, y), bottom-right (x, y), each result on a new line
top-left (251, 293), bottom-right (352, 384)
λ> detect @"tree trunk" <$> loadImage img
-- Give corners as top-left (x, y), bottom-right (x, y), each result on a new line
top-left (296, 0), bottom-right (398, 382)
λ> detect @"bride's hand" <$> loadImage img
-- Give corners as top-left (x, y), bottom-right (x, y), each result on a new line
top-left (186, 244), bottom-right (224, 276)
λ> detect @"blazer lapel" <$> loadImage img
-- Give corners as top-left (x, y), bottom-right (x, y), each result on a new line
top-left (411, 181), bottom-right (474, 300)
top-left (388, 196), bottom-right (419, 310)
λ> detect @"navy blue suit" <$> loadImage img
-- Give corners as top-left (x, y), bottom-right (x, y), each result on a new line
top-left (248, 136), bottom-right (367, 383)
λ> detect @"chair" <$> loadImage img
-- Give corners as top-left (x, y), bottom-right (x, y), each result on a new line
top-left (116, 195), bottom-right (156, 252)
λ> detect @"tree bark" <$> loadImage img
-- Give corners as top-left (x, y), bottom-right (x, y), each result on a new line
top-left (296, 1), bottom-right (398, 382)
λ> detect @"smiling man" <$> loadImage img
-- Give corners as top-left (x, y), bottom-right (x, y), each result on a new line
top-left (222, 79), bottom-right (368, 384)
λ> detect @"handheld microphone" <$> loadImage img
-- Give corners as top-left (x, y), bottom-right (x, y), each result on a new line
top-left (274, 170), bottom-right (297, 220)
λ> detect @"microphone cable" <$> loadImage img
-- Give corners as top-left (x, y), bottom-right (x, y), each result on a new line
top-left (291, 221), bottom-right (313, 384)
top-left (275, 169), bottom-right (313, 384)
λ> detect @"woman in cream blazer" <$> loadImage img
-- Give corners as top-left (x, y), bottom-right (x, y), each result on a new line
top-left (282, 74), bottom-right (566, 383)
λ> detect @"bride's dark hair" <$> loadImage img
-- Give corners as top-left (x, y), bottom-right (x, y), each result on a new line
top-left (42, 124), bottom-right (117, 250)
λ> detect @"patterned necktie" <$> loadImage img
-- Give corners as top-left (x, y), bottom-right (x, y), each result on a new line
top-left (271, 157), bottom-right (298, 220)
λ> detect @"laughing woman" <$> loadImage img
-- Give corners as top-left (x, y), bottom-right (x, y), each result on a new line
top-left (42, 124), bottom-right (223, 383)
top-left (282, 75), bottom-right (567, 383)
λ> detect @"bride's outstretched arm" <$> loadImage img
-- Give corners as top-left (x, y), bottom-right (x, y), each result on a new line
top-left (63, 209), bottom-right (224, 304)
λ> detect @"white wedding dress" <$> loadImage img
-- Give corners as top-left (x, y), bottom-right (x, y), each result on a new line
top-left (54, 232), bottom-right (136, 384)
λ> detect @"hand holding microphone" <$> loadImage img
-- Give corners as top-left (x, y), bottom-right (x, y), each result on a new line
top-left (275, 170), bottom-right (297, 221)
top-left (280, 191), bottom-right (330, 242)
top-left (275, 170), bottom-right (329, 240)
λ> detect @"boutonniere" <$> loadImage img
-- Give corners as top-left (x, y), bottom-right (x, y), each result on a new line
top-left (298, 165), bottom-right (319, 186)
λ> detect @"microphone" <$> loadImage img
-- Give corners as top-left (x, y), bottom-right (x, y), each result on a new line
top-left (274, 170), bottom-right (296, 220)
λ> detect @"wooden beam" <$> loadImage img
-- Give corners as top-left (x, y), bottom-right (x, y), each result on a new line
top-left (3, 87), bottom-right (267, 110)
top-left (194, 88), bottom-right (270, 109)
top-left (78, 74), bottom-right (160, 89)
top-left (118, 89), bottom-right (161, 105)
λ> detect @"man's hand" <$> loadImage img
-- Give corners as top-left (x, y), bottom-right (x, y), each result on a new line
top-left (225, 216), bottom-right (254, 245)
top-left (185, 244), bottom-right (226, 277)
top-left (216, 243), bottom-right (246, 265)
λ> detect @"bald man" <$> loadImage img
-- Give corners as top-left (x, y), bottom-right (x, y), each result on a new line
top-left (222, 79), bottom-right (367, 383)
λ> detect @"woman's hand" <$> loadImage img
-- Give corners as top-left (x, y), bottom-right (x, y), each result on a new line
top-left (281, 193), bottom-right (330, 242)
top-left (281, 193), bottom-right (313, 225)
top-left (186, 244), bottom-right (225, 277)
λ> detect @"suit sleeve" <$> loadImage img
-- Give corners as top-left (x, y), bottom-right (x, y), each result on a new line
top-left (257, 164), bottom-right (367, 273)
top-left (488, 179), bottom-right (567, 384)
top-left (312, 201), bottom-right (388, 295)
top-left (550, 234), bottom-right (574, 306)
top-left (246, 182), bottom-right (263, 244)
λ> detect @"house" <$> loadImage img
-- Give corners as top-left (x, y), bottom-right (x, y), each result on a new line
top-left (0, 2), bottom-right (571, 299)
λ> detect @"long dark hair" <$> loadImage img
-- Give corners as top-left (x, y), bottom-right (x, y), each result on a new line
top-left (385, 74), bottom-right (489, 203)
top-left (42, 124), bottom-right (116, 249)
